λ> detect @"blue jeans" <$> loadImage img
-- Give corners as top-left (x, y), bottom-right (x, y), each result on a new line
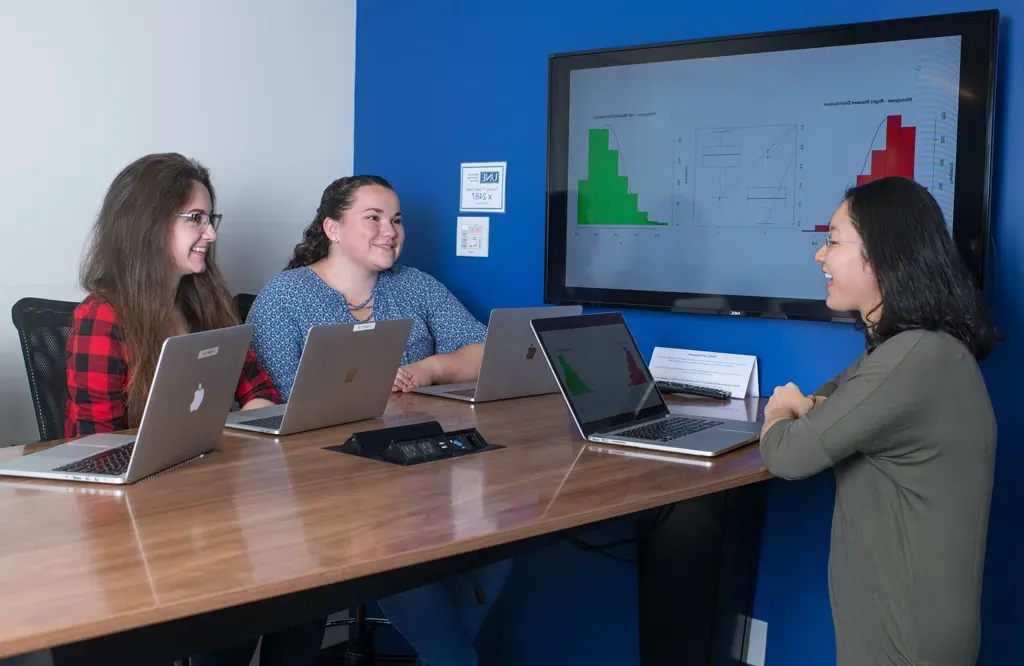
top-left (189, 618), bottom-right (326, 666)
top-left (377, 559), bottom-right (513, 666)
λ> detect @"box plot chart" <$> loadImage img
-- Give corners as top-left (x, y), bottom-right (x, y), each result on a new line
top-left (693, 124), bottom-right (798, 228)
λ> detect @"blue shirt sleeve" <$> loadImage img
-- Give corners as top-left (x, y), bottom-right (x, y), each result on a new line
top-left (418, 271), bottom-right (487, 355)
top-left (247, 279), bottom-right (305, 401)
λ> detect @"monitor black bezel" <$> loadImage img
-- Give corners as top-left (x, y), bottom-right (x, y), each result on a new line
top-left (544, 10), bottom-right (999, 323)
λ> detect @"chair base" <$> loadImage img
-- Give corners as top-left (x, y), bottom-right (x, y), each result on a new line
top-left (321, 604), bottom-right (416, 665)
top-left (319, 641), bottom-right (417, 665)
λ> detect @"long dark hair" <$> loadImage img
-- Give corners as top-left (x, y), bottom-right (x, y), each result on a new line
top-left (80, 153), bottom-right (238, 424)
top-left (286, 175), bottom-right (395, 270)
top-left (846, 176), bottom-right (992, 361)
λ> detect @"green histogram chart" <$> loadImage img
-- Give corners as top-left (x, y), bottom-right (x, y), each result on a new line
top-left (578, 128), bottom-right (668, 227)
top-left (557, 355), bottom-right (593, 396)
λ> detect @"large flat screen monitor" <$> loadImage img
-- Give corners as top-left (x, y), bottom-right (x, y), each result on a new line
top-left (544, 10), bottom-right (999, 322)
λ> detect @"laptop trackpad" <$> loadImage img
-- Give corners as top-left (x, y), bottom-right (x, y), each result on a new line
top-left (68, 433), bottom-right (136, 449)
top-left (21, 436), bottom-right (134, 465)
top-left (228, 404), bottom-right (286, 423)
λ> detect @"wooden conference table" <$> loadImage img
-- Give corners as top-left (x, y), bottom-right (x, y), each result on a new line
top-left (0, 392), bottom-right (771, 665)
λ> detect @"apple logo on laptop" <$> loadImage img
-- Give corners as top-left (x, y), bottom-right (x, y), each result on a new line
top-left (344, 367), bottom-right (358, 383)
top-left (525, 345), bottom-right (537, 360)
top-left (190, 383), bottom-right (205, 412)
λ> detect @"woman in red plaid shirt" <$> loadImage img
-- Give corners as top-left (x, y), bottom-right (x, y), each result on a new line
top-left (65, 153), bottom-right (321, 665)
top-left (64, 153), bottom-right (282, 438)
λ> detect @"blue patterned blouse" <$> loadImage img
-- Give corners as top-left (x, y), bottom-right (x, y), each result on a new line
top-left (246, 265), bottom-right (487, 400)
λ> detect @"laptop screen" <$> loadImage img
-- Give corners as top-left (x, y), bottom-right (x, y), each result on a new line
top-left (531, 312), bottom-right (669, 435)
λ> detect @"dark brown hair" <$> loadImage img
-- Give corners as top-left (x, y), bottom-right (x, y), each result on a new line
top-left (80, 153), bottom-right (238, 424)
top-left (845, 176), bottom-right (993, 361)
top-left (286, 175), bottom-right (394, 269)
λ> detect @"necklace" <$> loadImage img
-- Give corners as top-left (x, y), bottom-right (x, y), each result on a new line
top-left (344, 293), bottom-right (373, 311)
top-left (343, 293), bottom-right (375, 322)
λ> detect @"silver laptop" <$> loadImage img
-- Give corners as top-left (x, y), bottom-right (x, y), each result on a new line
top-left (413, 306), bottom-right (583, 403)
top-left (530, 312), bottom-right (761, 457)
top-left (225, 319), bottom-right (412, 435)
top-left (0, 325), bottom-right (254, 485)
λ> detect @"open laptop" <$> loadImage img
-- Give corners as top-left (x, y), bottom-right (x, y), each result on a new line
top-left (225, 319), bottom-right (412, 435)
top-left (530, 312), bottom-right (761, 457)
top-left (413, 305), bottom-right (582, 403)
top-left (0, 325), bottom-right (254, 485)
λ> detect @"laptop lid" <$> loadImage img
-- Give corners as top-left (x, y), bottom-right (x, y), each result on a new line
top-left (471, 305), bottom-right (583, 401)
top-left (124, 324), bottom-right (254, 483)
top-left (530, 312), bottom-right (669, 439)
top-left (275, 319), bottom-right (413, 433)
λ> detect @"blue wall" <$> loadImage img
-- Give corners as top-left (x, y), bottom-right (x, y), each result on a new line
top-left (354, 1), bottom-right (1023, 663)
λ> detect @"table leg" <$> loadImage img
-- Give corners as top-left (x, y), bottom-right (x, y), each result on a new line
top-left (637, 482), bottom-right (767, 665)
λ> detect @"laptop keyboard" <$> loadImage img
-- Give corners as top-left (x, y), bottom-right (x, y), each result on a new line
top-left (617, 417), bottom-right (724, 442)
top-left (239, 415), bottom-right (284, 431)
top-left (54, 442), bottom-right (135, 476)
top-left (448, 388), bottom-right (477, 398)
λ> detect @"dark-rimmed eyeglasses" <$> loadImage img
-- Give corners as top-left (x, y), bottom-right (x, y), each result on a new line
top-left (176, 212), bottom-right (222, 231)
top-left (824, 234), bottom-right (863, 249)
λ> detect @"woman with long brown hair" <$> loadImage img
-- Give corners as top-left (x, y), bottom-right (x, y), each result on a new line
top-left (65, 152), bottom-right (279, 436)
top-left (64, 153), bottom-right (328, 666)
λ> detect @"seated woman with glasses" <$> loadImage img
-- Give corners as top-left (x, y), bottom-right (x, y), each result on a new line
top-left (759, 176), bottom-right (996, 666)
top-left (64, 152), bottom-right (324, 666)
top-left (244, 174), bottom-right (511, 666)
top-left (65, 152), bottom-right (279, 437)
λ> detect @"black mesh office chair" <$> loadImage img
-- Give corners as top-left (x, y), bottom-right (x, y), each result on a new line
top-left (11, 297), bottom-right (80, 442)
top-left (233, 292), bottom-right (257, 323)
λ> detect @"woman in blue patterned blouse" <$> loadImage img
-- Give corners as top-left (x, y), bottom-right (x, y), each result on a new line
top-left (247, 175), bottom-right (511, 666)
top-left (247, 175), bottom-right (486, 399)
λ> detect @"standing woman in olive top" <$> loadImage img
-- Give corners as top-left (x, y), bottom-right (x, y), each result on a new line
top-left (247, 175), bottom-right (511, 666)
top-left (759, 176), bottom-right (996, 666)
top-left (65, 152), bottom-right (280, 437)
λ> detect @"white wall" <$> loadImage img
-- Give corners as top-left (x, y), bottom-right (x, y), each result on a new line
top-left (0, 0), bottom-right (356, 445)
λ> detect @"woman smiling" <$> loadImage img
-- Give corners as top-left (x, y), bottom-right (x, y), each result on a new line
top-left (759, 176), bottom-right (996, 666)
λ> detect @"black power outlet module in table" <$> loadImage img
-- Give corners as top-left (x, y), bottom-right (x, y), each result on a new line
top-left (326, 420), bottom-right (503, 466)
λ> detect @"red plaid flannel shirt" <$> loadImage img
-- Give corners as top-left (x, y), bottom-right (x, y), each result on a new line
top-left (65, 296), bottom-right (281, 438)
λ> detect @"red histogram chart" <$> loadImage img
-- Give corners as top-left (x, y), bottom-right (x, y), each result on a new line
top-left (803, 114), bottom-right (920, 235)
top-left (857, 115), bottom-right (917, 185)
top-left (624, 347), bottom-right (647, 387)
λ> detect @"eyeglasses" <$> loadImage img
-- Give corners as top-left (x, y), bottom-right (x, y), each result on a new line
top-left (824, 234), bottom-right (863, 249)
top-left (175, 212), bottom-right (222, 231)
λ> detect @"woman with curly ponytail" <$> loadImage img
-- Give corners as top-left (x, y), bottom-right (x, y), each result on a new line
top-left (244, 174), bottom-right (510, 666)
top-left (284, 175), bottom-right (365, 269)
top-left (248, 174), bottom-right (489, 397)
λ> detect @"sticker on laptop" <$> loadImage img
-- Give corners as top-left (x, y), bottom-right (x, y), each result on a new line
top-left (198, 346), bottom-right (220, 359)
top-left (353, 322), bottom-right (376, 331)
